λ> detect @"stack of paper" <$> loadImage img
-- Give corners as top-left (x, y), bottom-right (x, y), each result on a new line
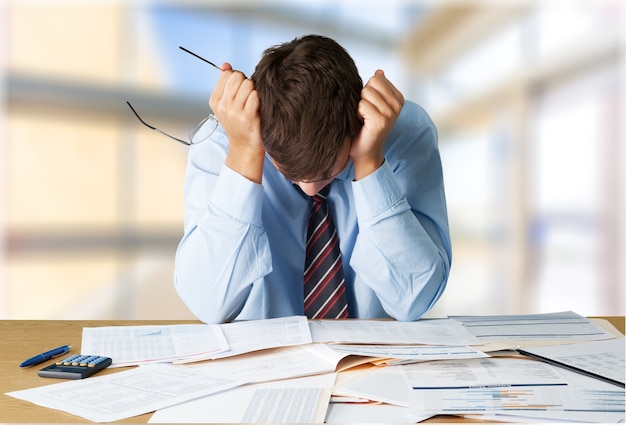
top-left (332, 312), bottom-right (625, 423)
top-left (449, 311), bottom-right (616, 344)
top-left (405, 313), bottom-right (625, 423)
top-left (81, 315), bottom-right (312, 367)
top-left (5, 312), bottom-right (624, 423)
top-left (517, 338), bottom-right (625, 387)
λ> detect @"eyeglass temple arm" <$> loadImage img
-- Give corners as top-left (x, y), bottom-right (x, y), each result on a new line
top-left (179, 46), bottom-right (224, 71)
top-left (126, 101), bottom-right (156, 130)
top-left (126, 101), bottom-right (191, 146)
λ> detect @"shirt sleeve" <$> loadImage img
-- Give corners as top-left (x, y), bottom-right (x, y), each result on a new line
top-left (174, 132), bottom-right (272, 324)
top-left (350, 102), bottom-right (451, 321)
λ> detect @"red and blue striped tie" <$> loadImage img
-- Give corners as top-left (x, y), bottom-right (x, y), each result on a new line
top-left (304, 186), bottom-right (348, 319)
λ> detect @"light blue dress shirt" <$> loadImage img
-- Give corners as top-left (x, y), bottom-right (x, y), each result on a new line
top-left (174, 101), bottom-right (451, 324)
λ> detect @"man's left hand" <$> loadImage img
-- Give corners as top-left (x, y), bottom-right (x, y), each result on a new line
top-left (350, 70), bottom-right (404, 180)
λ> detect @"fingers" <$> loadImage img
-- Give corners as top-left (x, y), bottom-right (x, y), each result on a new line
top-left (209, 64), bottom-right (257, 121)
top-left (209, 63), bottom-right (232, 110)
top-left (357, 73), bottom-right (401, 137)
top-left (374, 70), bottom-right (404, 105)
top-left (361, 70), bottom-right (404, 119)
top-left (243, 89), bottom-right (259, 116)
top-left (233, 79), bottom-right (256, 110)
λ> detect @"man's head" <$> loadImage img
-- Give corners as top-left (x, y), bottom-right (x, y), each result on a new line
top-left (251, 35), bottom-right (363, 191)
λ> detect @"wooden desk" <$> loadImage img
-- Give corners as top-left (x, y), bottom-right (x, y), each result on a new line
top-left (1, 318), bottom-right (623, 423)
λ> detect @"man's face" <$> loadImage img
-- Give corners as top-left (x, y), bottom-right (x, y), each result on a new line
top-left (291, 139), bottom-right (351, 196)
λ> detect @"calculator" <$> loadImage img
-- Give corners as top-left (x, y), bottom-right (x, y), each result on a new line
top-left (38, 355), bottom-right (112, 379)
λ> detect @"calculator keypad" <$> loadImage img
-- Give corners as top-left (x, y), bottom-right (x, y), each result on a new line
top-left (58, 355), bottom-right (110, 368)
top-left (39, 355), bottom-right (112, 379)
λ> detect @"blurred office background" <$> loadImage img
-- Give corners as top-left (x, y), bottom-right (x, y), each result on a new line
top-left (1, 0), bottom-right (624, 319)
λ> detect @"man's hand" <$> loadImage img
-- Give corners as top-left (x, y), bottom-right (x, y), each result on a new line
top-left (210, 63), bottom-right (265, 184)
top-left (350, 70), bottom-right (404, 180)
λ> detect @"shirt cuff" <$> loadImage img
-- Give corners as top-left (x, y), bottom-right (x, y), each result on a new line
top-left (352, 161), bottom-right (403, 220)
top-left (211, 164), bottom-right (264, 226)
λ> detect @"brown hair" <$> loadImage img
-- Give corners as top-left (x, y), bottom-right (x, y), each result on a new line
top-left (251, 35), bottom-right (363, 182)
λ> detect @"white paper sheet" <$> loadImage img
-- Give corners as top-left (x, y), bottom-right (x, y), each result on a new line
top-left (184, 344), bottom-right (345, 384)
top-left (557, 364), bottom-right (626, 390)
top-left (465, 411), bottom-right (626, 423)
top-left (328, 344), bottom-right (489, 364)
top-left (6, 344), bottom-right (345, 423)
top-left (409, 386), bottom-right (625, 417)
top-left (333, 365), bottom-right (411, 407)
top-left (518, 338), bottom-right (625, 386)
top-left (6, 364), bottom-right (242, 422)
top-left (325, 402), bottom-right (431, 423)
top-left (403, 357), bottom-right (569, 389)
top-left (176, 315), bottom-right (312, 363)
top-left (463, 360), bottom-right (626, 422)
top-left (81, 323), bottom-right (228, 366)
top-left (149, 374), bottom-right (336, 423)
top-left (310, 318), bottom-right (480, 345)
top-left (450, 311), bottom-right (616, 342)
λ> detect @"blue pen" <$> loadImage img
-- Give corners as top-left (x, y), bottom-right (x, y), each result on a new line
top-left (19, 345), bottom-right (71, 368)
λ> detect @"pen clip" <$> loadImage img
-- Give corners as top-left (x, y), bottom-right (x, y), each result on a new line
top-left (50, 348), bottom-right (69, 359)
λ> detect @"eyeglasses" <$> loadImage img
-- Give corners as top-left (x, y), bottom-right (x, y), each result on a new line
top-left (126, 46), bottom-right (223, 146)
top-left (126, 101), bottom-right (218, 146)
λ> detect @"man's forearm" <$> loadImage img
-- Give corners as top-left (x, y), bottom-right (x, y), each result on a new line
top-left (350, 161), bottom-right (451, 320)
top-left (175, 163), bottom-right (271, 323)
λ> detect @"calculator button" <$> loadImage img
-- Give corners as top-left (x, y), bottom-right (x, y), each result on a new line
top-left (39, 355), bottom-right (112, 379)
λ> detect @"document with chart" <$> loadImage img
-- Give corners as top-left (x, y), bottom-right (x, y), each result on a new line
top-left (409, 386), bottom-right (625, 416)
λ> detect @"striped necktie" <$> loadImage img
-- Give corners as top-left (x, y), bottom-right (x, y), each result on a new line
top-left (303, 185), bottom-right (348, 319)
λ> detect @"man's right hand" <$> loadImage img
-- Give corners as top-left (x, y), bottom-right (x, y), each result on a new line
top-left (209, 63), bottom-right (265, 184)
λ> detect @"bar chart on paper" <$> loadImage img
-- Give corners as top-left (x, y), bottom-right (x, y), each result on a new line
top-left (409, 387), bottom-right (625, 414)
top-left (446, 388), bottom-right (565, 411)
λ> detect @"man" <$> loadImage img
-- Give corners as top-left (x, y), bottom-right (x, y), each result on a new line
top-left (174, 35), bottom-right (451, 324)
